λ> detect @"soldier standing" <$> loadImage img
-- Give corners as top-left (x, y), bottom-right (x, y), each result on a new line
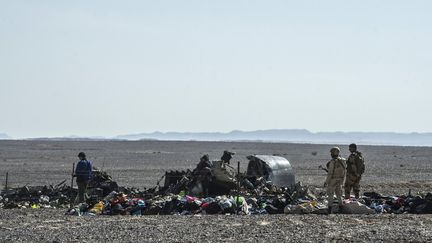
top-left (193, 154), bottom-right (213, 196)
top-left (325, 147), bottom-right (346, 214)
top-left (221, 150), bottom-right (235, 164)
top-left (344, 143), bottom-right (365, 199)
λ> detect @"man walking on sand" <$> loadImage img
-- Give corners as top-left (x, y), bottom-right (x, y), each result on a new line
top-left (73, 152), bottom-right (92, 203)
top-left (325, 147), bottom-right (346, 214)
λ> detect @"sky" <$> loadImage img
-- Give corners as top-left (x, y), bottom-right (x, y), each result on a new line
top-left (0, 1), bottom-right (431, 138)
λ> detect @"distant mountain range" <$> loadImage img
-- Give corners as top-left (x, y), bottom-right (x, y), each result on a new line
top-left (0, 133), bottom-right (10, 139)
top-left (4, 129), bottom-right (432, 146)
top-left (115, 129), bottom-right (432, 146)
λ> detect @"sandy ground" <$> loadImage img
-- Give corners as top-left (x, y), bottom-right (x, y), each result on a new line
top-left (1, 209), bottom-right (432, 242)
top-left (1, 140), bottom-right (432, 242)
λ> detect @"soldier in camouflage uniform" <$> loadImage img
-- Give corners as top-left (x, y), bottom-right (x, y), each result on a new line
top-left (344, 143), bottom-right (365, 199)
top-left (221, 150), bottom-right (235, 164)
top-left (193, 154), bottom-right (213, 196)
top-left (325, 147), bottom-right (346, 214)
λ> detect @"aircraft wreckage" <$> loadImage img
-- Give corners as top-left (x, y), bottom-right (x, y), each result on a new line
top-left (161, 154), bottom-right (296, 196)
top-left (3, 153), bottom-right (432, 215)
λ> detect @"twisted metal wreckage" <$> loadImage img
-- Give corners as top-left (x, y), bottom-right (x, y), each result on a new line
top-left (1, 154), bottom-right (432, 215)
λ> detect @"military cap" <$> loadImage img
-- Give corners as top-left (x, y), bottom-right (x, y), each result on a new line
top-left (330, 147), bottom-right (341, 155)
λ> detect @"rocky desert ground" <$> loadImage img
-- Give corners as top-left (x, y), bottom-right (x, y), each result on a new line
top-left (1, 140), bottom-right (432, 242)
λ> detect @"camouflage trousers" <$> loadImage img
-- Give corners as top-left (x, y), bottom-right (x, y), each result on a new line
top-left (327, 178), bottom-right (344, 207)
top-left (344, 174), bottom-right (361, 198)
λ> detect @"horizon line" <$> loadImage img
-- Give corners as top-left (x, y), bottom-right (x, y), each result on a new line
top-left (2, 128), bottom-right (432, 140)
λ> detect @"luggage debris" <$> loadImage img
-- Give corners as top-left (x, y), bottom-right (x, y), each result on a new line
top-left (2, 156), bottom-right (432, 215)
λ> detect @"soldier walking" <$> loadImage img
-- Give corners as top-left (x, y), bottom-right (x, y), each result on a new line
top-left (325, 147), bottom-right (346, 214)
top-left (344, 143), bottom-right (365, 199)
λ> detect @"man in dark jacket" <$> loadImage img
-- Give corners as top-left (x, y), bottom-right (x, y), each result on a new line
top-left (73, 152), bottom-right (92, 203)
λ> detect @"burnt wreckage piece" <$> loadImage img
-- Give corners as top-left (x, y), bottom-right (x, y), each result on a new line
top-left (0, 167), bottom-right (118, 209)
top-left (159, 155), bottom-right (296, 196)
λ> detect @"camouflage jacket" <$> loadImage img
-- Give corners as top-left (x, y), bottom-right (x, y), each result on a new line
top-left (326, 157), bottom-right (346, 183)
top-left (346, 151), bottom-right (365, 176)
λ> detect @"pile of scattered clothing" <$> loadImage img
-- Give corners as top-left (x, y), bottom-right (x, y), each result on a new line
top-left (63, 189), bottom-right (432, 216)
top-left (64, 184), bottom-right (432, 216)
top-left (360, 191), bottom-right (432, 214)
top-left (65, 185), bottom-right (315, 216)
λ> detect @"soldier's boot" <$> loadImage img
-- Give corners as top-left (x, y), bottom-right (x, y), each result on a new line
top-left (344, 186), bottom-right (351, 199)
top-left (336, 199), bottom-right (343, 214)
top-left (327, 206), bottom-right (332, 215)
top-left (354, 191), bottom-right (360, 199)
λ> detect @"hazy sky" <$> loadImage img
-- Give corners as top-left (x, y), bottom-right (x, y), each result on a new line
top-left (1, 1), bottom-right (431, 138)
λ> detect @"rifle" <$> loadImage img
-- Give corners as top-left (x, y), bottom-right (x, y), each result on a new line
top-left (70, 163), bottom-right (75, 208)
top-left (318, 165), bottom-right (328, 173)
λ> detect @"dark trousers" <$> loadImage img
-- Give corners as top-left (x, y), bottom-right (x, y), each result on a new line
top-left (75, 180), bottom-right (89, 204)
